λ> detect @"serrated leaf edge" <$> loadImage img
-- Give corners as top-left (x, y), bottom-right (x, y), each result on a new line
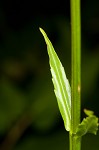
top-left (76, 115), bottom-right (98, 138)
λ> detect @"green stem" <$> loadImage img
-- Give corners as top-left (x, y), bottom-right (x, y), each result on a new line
top-left (70, 0), bottom-right (81, 150)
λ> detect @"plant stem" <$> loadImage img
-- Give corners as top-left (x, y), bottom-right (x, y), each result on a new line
top-left (70, 0), bottom-right (81, 150)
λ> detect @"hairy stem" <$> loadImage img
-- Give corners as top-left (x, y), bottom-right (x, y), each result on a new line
top-left (70, 0), bottom-right (81, 149)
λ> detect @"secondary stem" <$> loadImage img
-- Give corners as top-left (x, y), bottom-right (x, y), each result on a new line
top-left (70, 0), bottom-right (81, 150)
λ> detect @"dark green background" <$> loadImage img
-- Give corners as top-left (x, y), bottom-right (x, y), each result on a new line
top-left (0, 0), bottom-right (99, 149)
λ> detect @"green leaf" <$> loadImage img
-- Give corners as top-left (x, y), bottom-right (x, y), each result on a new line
top-left (84, 109), bottom-right (94, 116)
top-left (40, 28), bottom-right (71, 131)
top-left (76, 115), bottom-right (98, 137)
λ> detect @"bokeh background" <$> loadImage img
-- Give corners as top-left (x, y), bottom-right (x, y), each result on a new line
top-left (0, 0), bottom-right (99, 149)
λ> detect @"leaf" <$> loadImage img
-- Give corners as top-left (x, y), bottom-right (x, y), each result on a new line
top-left (84, 109), bottom-right (94, 116)
top-left (76, 115), bottom-right (98, 137)
top-left (40, 28), bottom-right (71, 131)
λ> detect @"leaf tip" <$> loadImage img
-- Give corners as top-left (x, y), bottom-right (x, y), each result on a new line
top-left (39, 27), bottom-right (46, 37)
top-left (39, 27), bottom-right (43, 33)
top-left (84, 109), bottom-right (94, 116)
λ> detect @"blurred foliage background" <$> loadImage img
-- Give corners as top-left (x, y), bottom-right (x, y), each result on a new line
top-left (0, 0), bottom-right (99, 150)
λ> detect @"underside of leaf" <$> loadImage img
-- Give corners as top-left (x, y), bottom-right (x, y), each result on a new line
top-left (40, 28), bottom-right (71, 131)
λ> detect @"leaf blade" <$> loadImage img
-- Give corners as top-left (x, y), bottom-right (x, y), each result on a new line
top-left (76, 115), bottom-right (98, 137)
top-left (40, 28), bottom-right (71, 131)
